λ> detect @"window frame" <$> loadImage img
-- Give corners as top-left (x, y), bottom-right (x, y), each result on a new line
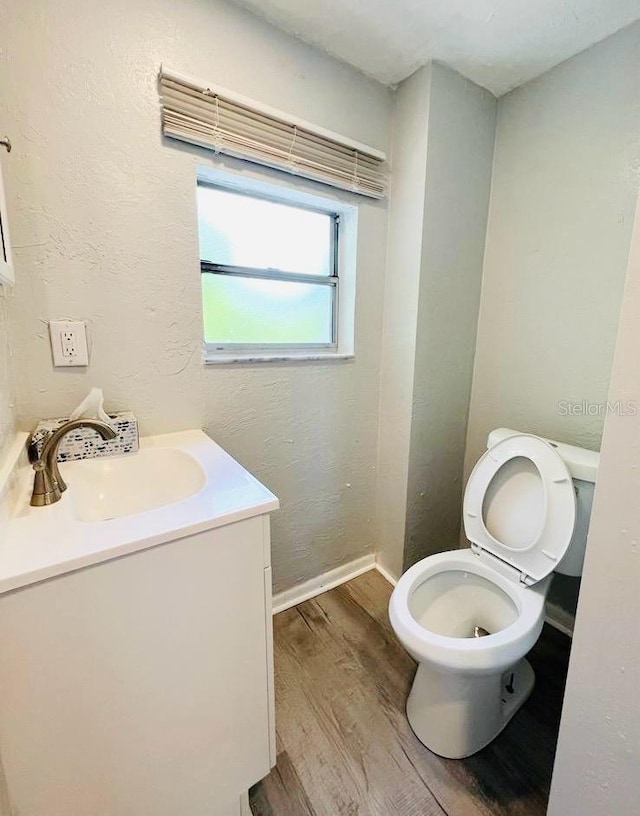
top-left (0, 163), bottom-right (15, 288)
top-left (197, 166), bottom-right (357, 364)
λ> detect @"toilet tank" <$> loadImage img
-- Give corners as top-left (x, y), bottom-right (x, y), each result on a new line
top-left (487, 428), bottom-right (599, 577)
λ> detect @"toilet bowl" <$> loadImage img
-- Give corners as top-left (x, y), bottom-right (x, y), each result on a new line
top-left (389, 429), bottom-right (599, 759)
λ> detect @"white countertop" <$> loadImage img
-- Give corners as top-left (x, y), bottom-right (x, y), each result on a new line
top-left (0, 430), bottom-right (279, 595)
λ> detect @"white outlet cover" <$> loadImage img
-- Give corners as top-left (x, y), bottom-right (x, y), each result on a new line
top-left (49, 320), bottom-right (89, 367)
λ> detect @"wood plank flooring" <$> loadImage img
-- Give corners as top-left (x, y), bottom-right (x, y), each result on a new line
top-left (250, 570), bottom-right (571, 816)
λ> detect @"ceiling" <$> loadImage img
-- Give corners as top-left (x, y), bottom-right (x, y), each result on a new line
top-left (231, 0), bottom-right (640, 95)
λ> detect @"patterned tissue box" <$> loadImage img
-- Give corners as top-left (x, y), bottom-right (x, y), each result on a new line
top-left (30, 412), bottom-right (139, 463)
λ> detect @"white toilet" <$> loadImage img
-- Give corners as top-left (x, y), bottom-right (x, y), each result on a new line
top-left (389, 428), bottom-right (599, 759)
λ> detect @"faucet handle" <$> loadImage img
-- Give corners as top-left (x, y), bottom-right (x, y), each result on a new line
top-left (26, 432), bottom-right (47, 465)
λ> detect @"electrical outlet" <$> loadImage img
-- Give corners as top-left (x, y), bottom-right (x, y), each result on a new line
top-left (49, 320), bottom-right (89, 367)
top-left (61, 330), bottom-right (76, 358)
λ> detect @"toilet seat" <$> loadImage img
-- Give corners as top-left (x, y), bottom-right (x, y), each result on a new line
top-left (388, 549), bottom-right (550, 674)
top-left (464, 434), bottom-right (576, 584)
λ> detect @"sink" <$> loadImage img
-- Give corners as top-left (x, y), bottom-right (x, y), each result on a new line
top-left (0, 429), bottom-right (279, 594)
top-left (61, 448), bottom-right (206, 522)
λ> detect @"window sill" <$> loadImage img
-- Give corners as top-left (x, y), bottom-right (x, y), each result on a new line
top-left (204, 351), bottom-right (355, 365)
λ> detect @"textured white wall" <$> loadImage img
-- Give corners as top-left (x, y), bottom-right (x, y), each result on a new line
top-left (548, 180), bottom-right (640, 816)
top-left (376, 65), bottom-right (432, 579)
top-left (466, 22), bottom-right (640, 475)
top-left (463, 23), bottom-right (640, 621)
top-left (404, 63), bottom-right (496, 570)
top-left (0, 0), bottom-right (392, 593)
top-left (377, 63), bottom-right (496, 577)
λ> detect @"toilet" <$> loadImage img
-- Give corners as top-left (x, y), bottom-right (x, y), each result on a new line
top-left (389, 428), bottom-right (599, 759)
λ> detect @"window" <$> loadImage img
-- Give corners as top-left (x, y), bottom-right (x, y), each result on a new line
top-left (197, 169), bottom-right (356, 362)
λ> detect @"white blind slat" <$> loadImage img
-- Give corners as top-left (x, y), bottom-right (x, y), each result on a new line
top-left (163, 99), bottom-right (382, 171)
top-left (161, 82), bottom-right (382, 166)
top-left (159, 69), bottom-right (388, 199)
top-left (164, 112), bottom-right (381, 179)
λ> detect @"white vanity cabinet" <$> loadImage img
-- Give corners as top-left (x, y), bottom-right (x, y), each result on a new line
top-left (0, 431), bottom-right (278, 816)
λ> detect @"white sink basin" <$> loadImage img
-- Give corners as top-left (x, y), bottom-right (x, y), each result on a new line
top-left (61, 448), bottom-right (206, 522)
top-left (0, 430), bottom-right (279, 594)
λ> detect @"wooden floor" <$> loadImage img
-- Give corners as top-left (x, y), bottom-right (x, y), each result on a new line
top-left (250, 570), bottom-right (572, 816)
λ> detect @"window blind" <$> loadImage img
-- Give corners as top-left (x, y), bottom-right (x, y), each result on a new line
top-left (159, 67), bottom-right (388, 199)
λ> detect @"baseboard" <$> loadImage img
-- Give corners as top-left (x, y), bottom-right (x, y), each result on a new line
top-left (374, 562), bottom-right (398, 586)
top-left (272, 554), bottom-right (376, 614)
top-left (545, 611), bottom-right (574, 638)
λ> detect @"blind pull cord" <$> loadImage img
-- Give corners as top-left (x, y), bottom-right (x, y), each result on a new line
top-left (287, 125), bottom-right (299, 173)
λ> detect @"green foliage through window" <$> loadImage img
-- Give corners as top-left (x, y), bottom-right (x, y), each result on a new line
top-left (198, 183), bottom-right (338, 347)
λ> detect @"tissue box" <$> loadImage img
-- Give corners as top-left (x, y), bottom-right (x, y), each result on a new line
top-left (30, 412), bottom-right (139, 462)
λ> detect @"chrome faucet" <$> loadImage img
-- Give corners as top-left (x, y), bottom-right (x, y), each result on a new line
top-left (29, 419), bottom-right (117, 507)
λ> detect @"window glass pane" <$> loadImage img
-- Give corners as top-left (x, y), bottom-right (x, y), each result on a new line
top-left (202, 274), bottom-right (334, 345)
top-left (198, 185), bottom-right (332, 276)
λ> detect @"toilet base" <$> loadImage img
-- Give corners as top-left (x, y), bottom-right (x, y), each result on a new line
top-left (406, 658), bottom-right (535, 759)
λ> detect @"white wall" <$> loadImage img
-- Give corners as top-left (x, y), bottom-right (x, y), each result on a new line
top-left (376, 65), bottom-right (431, 580)
top-left (548, 175), bottom-right (640, 816)
top-left (376, 63), bottom-right (496, 577)
top-left (466, 21), bottom-right (640, 471)
top-left (0, 0), bottom-right (392, 593)
top-left (404, 62), bottom-right (496, 570)
top-left (464, 21), bottom-right (640, 621)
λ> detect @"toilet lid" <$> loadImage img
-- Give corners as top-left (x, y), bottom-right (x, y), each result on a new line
top-left (463, 434), bottom-right (576, 583)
